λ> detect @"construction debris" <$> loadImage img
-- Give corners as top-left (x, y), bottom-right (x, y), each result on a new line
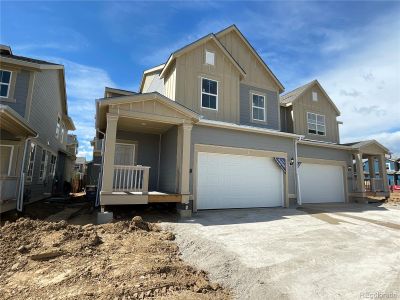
top-left (0, 217), bottom-right (230, 299)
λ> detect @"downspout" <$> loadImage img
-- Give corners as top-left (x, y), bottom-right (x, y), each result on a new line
top-left (17, 133), bottom-right (39, 212)
top-left (95, 129), bottom-right (106, 207)
top-left (294, 136), bottom-right (303, 206)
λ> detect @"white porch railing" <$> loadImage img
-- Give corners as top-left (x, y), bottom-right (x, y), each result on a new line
top-left (0, 176), bottom-right (18, 201)
top-left (112, 165), bottom-right (150, 192)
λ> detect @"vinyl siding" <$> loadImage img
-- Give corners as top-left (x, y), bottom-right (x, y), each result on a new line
top-left (29, 69), bottom-right (66, 152)
top-left (190, 125), bottom-right (296, 194)
top-left (116, 130), bottom-right (160, 190)
top-left (292, 86), bottom-right (340, 143)
top-left (239, 83), bottom-right (280, 130)
top-left (164, 63), bottom-right (176, 100)
top-left (159, 126), bottom-right (178, 193)
top-left (174, 39), bottom-right (241, 123)
top-left (0, 70), bottom-right (31, 117)
top-left (217, 30), bottom-right (280, 92)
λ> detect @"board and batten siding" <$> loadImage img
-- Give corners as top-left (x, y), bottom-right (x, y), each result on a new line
top-left (164, 62), bottom-right (176, 100)
top-left (217, 30), bottom-right (280, 92)
top-left (174, 39), bottom-right (241, 123)
top-left (240, 83), bottom-right (280, 130)
top-left (292, 87), bottom-right (340, 143)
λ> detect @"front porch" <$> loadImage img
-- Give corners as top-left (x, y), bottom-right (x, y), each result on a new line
top-left (349, 141), bottom-right (391, 199)
top-left (97, 93), bottom-right (198, 207)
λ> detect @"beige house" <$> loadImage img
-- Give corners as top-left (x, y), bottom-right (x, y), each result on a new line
top-left (93, 25), bottom-right (390, 214)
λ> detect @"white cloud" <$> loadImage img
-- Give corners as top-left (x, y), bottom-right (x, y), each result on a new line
top-left (306, 13), bottom-right (400, 157)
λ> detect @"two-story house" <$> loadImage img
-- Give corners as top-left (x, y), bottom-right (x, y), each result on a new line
top-left (92, 25), bottom-right (390, 214)
top-left (0, 45), bottom-right (75, 213)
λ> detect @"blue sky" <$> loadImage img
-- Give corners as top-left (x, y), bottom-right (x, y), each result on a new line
top-left (1, 1), bottom-right (400, 158)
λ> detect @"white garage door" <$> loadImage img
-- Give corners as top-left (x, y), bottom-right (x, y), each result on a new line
top-left (197, 152), bottom-right (284, 209)
top-left (299, 163), bottom-right (345, 203)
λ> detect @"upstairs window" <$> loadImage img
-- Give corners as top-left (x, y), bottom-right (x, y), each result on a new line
top-left (201, 78), bottom-right (218, 110)
top-left (312, 91), bottom-right (318, 101)
top-left (60, 124), bottom-right (65, 143)
top-left (252, 93), bottom-right (266, 121)
top-left (205, 50), bottom-right (215, 65)
top-left (26, 143), bottom-right (36, 181)
top-left (55, 116), bottom-right (61, 139)
top-left (0, 70), bottom-right (12, 98)
top-left (307, 112), bottom-right (326, 136)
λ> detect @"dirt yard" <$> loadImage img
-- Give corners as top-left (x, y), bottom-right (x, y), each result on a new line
top-left (0, 217), bottom-right (230, 300)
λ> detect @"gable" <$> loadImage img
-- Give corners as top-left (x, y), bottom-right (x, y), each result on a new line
top-left (296, 83), bottom-right (340, 116)
top-left (216, 26), bottom-right (284, 92)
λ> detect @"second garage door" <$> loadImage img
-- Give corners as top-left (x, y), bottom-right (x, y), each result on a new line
top-left (299, 163), bottom-right (345, 203)
top-left (196, 152), bottom-right (284, 209)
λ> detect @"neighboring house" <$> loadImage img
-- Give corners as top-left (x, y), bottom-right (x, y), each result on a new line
top-left (92, 25), bottom-right (390, 213)
top-left (74, 157), bottom-right (87, 178)
top-left (363, 158), bottom-right (400, 187)
top-left (0, 45), bottom-right (75, 213)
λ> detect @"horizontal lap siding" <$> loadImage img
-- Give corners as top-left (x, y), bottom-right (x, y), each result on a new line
top-left (190, 125), bottom-right (296, 194)
top-left (116, 131), bottom-right (160, 190)
top-left (159, 126), bottom-right (177, 193)
top-left (0, 70), bottom-right (31, 117)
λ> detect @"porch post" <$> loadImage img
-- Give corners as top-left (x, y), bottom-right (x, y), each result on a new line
top-left (368, 156), bottom-right (375, 192)
top-left (101, 114), bottom-right (118, 193)
top-left (378, 154), bottom-right (389, 192)
top-left (178, 123), bottom-right (192, 203)
top-left (355, 152), bottom-right (365, 193)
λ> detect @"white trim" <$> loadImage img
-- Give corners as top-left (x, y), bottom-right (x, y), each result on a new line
top-left (55, 114), bottom-right (61, 139)
top-left (205, 50), bottom-right (215, 66)
top-left (200, 77), bottom-right (218, 111)
top-left (0, 145), bottom-right (14, 176)
top-left (0, 69), bottom-right (12, 98)
top-left (251, 92), bottom-right (266, 122)
top-left (307, 112), bottom-right (326, 136)
top-left (26, 142), bottom-right (37, 182)
top-left (312, 91), bottom-right (318, 102)
top-left (38, 149), bottom-right (49, 182)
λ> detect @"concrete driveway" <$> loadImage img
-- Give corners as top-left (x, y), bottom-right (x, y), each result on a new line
top-left (163, 203), bottom-right (400, 300)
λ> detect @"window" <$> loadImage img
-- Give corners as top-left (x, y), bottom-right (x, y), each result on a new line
top-left (201, 78), bottom-right (218, 110)
top-left (251, 93), bottom-right (266, 121)
top-left (386, 162), bottom-right (391, 170)
top-left (307, 112), bottom-right (326, 135)
top-left (312, 91), bottom-right (318, 101)
top-left (26, 143), bottom-right (36, 181)
top-left (205, 50), bottom-right (215, 65)
top-left (114, 143), bottom-right (136, 166)
top-left (38, 150), bottom-right (48, 181)
top-left (55, 116), bottom-right (61, 139)
top-left (49, 154), bottom-right (57, 176)
top-left (60, 124), bottom-right (65, 143)
top-left (0, 145), bottom-right (13, 176)
top-left (0, 70), bottom-right (12, 98)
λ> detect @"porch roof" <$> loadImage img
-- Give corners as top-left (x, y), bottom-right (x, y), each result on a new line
top-left (342, 140), bottom-right (390, 154)
top-left (96, 92), bottom-right (200, 130)
top-left (0, 105), bottom-right (37, 137)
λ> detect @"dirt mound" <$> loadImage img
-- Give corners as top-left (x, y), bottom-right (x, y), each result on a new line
top-left (0, 217), bottom-right (229, 299)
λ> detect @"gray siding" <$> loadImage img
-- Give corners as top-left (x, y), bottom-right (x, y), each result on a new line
top-left (240, 83), bottom-right (280, 130)
top-left (147, 74), bottom-right (165, 95)
top-left (116, 130), bottom-right (160, 190)
top-left (29, 69), bottom-right (66, 152)
top-left (159, 126), bottom-right (177, 193)
top-left (280, 106), bottom-right (293, 133)
top-left (0, 70), bottom-right (31, 118)
top-left (190, 125), bottom-right (297, 194)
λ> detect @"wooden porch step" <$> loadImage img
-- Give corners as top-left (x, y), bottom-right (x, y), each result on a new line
top-left (148, 193), bottom-right (182, 203)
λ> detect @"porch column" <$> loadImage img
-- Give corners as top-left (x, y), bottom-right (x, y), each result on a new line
top-left (178, 123), bottom-right (192, 202)
top-left (368, 156), bottom-right (376, 192)
top-left (378, 154), bottom-right (389, 192)
top-left (355, 152), bottom-right (365, 193)
top-left (101, 114), bottom-right (119, 193)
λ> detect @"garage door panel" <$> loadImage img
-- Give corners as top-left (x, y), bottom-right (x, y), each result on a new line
top-left (299, 163), bottom-right (345, 203)
top-left (197, 152), bottom-right (283, 209)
